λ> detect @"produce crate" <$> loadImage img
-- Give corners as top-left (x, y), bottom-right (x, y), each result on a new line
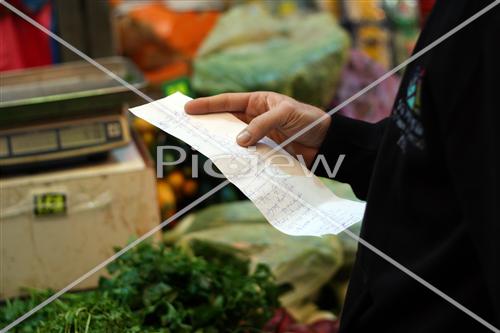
top-left (0, 137), bottom-right (160, 299)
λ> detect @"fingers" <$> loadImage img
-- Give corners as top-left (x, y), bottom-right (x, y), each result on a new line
top-left (185, 93), bottom-right (252, 114)
top-left (236, 102), bottom-right (291, 146)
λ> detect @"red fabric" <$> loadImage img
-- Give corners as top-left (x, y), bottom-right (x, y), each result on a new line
top-left (418, 0), bottom-right (436, 27)
top-left (0, 1), bottom-right (52, 71)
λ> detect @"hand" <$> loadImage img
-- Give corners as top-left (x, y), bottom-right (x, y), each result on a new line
top-left (185, 92), bottom-right (331, 167)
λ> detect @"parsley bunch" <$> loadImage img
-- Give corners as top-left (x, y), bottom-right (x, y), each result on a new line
top-left (1, 243), bottom-right (283, 332)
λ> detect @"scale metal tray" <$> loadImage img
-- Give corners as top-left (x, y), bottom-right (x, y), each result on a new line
top-left (0, 57), bottom-right (146, 127)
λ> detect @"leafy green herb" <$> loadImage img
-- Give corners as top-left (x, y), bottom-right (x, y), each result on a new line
top-left (1, 243), bottom-right (283, 332)
top-left (0, 290), bottom-right (141, 333)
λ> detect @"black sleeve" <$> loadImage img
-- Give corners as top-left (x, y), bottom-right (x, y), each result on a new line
top-left (314, 113), bottom-right (389, 200)
top-left (427, 6), bottom-right (500, 320)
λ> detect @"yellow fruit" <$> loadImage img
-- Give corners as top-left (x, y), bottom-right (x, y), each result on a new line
top-left (157, 181), bottom-right (176, 210)
top-left (167, 170), bottom-right (185, 192)
top-left (182, 179), bottom-right (198, 197)
top-left (142, 131), bottom-right (155, 147)
top-left (133, 117), bottom-right (155, 133)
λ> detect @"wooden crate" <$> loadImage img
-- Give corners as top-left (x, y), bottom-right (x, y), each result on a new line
top-left (0, 139), bottom-right (160, 299)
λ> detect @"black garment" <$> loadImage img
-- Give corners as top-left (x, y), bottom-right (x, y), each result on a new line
top-left (317, 1), bottom-right (499, 332)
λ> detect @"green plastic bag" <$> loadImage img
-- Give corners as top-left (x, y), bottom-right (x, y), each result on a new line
top-left (165, 179), bottom-right (362, 308)
top-left (192, 5), bottom-right (350, 107)
top-left (177, 224), bottom-right (343, 308)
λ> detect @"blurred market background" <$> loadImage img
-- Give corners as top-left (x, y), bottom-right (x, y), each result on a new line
top-left (0, 0), bottom-right (435, 332)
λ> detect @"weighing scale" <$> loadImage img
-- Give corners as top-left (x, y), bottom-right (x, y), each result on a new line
top-left (0, 57), bottom-right (146, 167)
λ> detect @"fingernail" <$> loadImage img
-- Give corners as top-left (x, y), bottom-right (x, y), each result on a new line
top-left (237, 130), bottom-right (251, 145)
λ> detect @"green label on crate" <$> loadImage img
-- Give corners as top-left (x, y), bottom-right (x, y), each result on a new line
top-left (163, 77), bottom-right (192, 97)
top-left (34, 193), bottom-right (67, 216)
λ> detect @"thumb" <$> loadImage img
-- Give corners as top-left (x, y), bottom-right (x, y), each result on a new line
top-left (236, 102), bottom-right (291, 146)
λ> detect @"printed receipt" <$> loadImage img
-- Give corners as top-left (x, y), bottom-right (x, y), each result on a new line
top-left (130, 92), bottom-right (365, 236)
